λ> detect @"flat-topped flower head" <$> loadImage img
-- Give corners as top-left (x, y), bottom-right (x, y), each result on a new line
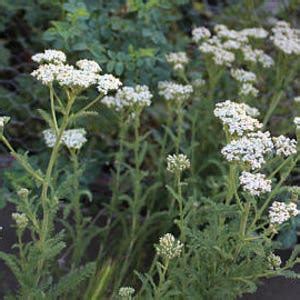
top-left (31, 50), bottom-right (122, 93)
top-left (97, 74), bottom-right (122, 95)
top-left (12, 212), bottom-right (28, 230)
top-left (273, 135), bottom-right (297, 157)
top-left (269, 201), bottom-right (299, 225)
top-left (241, 46), bottom-right (274, 68)
top-left (158, 81), bottom-right (193, 102)
top-left (56, 65), bottom-right (99, 89)
top-left (231, 69), bottom-right (256, 83)
top-left (102, 85), bottom-right (152, 111)
top-left (240, 28), bottom-right (268, 39)
top-left (76, 59), bottom-right (102, 73)
top-left (271, 21), bottom-right (300, 55)
top-left (31, 63), bottom-right (61, 85)
top-left (267, 253), bottom-right (281, 270)
top-left (222, 131), bottom-right (273, 170)
top-left (239, 171), bottom-right (271, 196)
top-left (118, 287), bottom-right (135, 298)
top-left (199, 41), bottom-right (235, 66)
top-left (32, 49), bottom-right (66, 65)
top-left (294, 96), bottom-right (300, 103)
top-left (165, 52), bottom-right (189, 70)
top-left (43, 128), bottom-right (87, 150)
top-left (62, 129), bottom-right (87, 150)
top-left (192, 27), bottom-right (211, 43)
top-left (214, 100), bottom-right (262, 136)
top-left (167, 154), bottom-right (190, 173)
top-left (155, 233), bottom-right (183, 260)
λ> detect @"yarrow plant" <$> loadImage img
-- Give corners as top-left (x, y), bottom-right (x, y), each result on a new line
top-left (2, 14), bottom-right (300, 300)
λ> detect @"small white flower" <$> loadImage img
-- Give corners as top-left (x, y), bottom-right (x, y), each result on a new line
top-left (273, 135), bottom-right (297, 157)
top-left (222, 131), bottom-right (274, 170)
top-left (43, 129), bottom-right (57, 148)
top-left (102, 85), bottom-right (152, 111)
top-left (31, 63), bottom-right (61, 85)
top-left (32, 49), bottom-right (66, 65)
top-left (0, 116), bottom-right (10, 129)
top-left (214, 100), bottom-right (262, 136)
top-left (76, 59), bottom-right (102, 73)
top-left (97, 74), bottom-right (122, 95)
top-left (43, 128), bottom-right (87, 150)
top-left (271, 21), bottom-right (300, 55)
top-left (231, 69), bottom-right (256, 83)
top-left (239, 171), bottom-right (271, 196)
top-left (12, 213), bottom-right (28, 230)
top-left (158, 81), bottom-right (193, 102)
top-left (267, 253), bottom-right (281, 270)
top-left (239, 83), bottom-right (259, 97)
top-left (240, 28), bottom-right (268, 39)
top-left (269, 201), bottom-right (299, 225)
top-left (118, 287), bottom-right (135, 298)
top-left (62, 129), bottom-right (87, 150)
top-left (165, 52), bottom-right (189, 70)
top-left (167, 154), bottom-right (190, 173)
top-left (294, 96), bottom-right (300, 103)
top-left (294, 117), bottom-right (300, 129)
top-left (192, 27), bottom-right (211, 43)
top-left (155, 233), bottom-right (183, 260)
top-left (56, 65), bottom-right (100, 89)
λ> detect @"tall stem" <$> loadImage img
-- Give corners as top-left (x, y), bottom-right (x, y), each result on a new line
top-left (36, 93), bottom-right (75, 284)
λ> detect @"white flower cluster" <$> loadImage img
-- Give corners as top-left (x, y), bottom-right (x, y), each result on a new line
top-left (294, 96), bottom-right (300, 103)
top-left (12, 212), bottom-right (28, 230)
top-left (221, 131), bottom-right (273, 170)
top-left (294, 117), bottom-right (300, 129)
top-left (97, 74), bottom-right (122, 95)
top-left (165, 52), bottom-right (189, 70)
top-left (118, 287), bottom-right (135, 298)
top-left (199, 37), bottom-right (235, 66)
top-left (167, 154), bottom-right (190, 173)
top-left (267, 253), bottom-right (281, 270)
top-left (155, 233), bottom-right (183, 260)
top-left (269, 201), bottom-right (299, 225)
top-left (239, 171), bottom-right (272, 196)
top-left (231, 69), bottom-right (256, 83)
top-left (271, 21), bottom-right (300, 55)
top-left (240, 28), bottom-right (269, 39)
top-left (76, 59), bottom-right (102, 73)
top-left (158, 81), bottom-right (193, 102)
top-left (239, 83), bottom-right (259, 97)
top-left (273, 135), bottom-right (297, 157)
top-left (31, 50), bottom-right (122, 94)
top-left (43, 128), bottom-right (87, 150)
top-left (102, 85), bottom-right (152, 111)
top-left (197, 24), bottom-right (273, 67)
top-left (192, 26), bottom-right (211, 43)
top-left (32, 49), bottom-right (66, 64)
top-left (214, 100), bottom-right (262, 136)
top-left (241, 46), bottom-right (274, 68)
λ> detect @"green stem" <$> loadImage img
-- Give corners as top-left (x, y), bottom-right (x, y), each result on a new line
top-left (175, 101), bottom-right (184, 154)
top-left (50, 85), bottom-right (59, 134)
top-left (155, 259), bottom-right (169, 300)
top-left (77, 93), bottom-right (103, 114)
top-left (263, 90), bottom-right (284, 127)
top-left (111, 112), bottom-right (127, 210)
top-left (36, 94), bottom-right (75, 284)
